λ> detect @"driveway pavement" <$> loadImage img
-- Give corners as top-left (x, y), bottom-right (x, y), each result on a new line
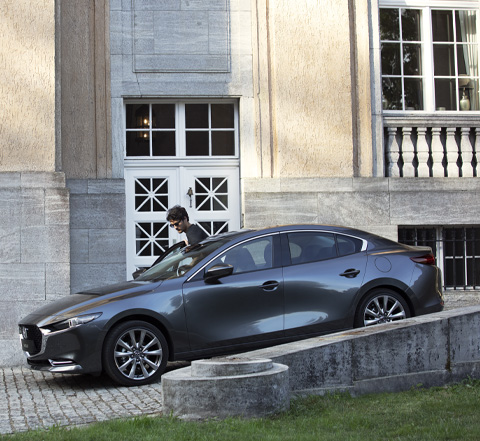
top-left (1, 292), bottom-right (479, 435)
top-left (0, 363), bottom-right (188, 435)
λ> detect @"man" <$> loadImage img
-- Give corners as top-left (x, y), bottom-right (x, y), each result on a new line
top-left (166, 205), bottom-right (207, 246)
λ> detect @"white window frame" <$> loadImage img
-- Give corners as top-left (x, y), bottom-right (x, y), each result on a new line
top-left (124, 99), bottom-right (240, 160)
top-left (379, 0), bottom-right (480, 113)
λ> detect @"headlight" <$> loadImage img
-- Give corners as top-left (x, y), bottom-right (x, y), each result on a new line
top-left (43, 313), bottom-right (102, 333)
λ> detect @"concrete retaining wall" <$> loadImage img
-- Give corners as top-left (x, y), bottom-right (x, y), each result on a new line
top-left (241, 306), bottom-right (480, 396)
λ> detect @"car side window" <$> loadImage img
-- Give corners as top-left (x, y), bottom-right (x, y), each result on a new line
top-left (207, 237), bottom-right (273, 274)
top-left (336, 235), bottom-right (363, 256)
top-left (287, 232), bottom-right (337, 264)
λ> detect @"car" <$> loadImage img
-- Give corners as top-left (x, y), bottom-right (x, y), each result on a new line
top-left (19, 225), bottom-right (444, 386)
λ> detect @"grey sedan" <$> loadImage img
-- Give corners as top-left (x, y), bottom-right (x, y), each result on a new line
top-left (19, 225), bottom-right (443, 386)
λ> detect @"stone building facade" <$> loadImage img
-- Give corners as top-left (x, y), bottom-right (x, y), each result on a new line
top-left (1, 0), bottom-right (479, 366)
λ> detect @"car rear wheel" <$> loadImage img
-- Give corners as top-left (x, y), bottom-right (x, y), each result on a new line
top-left (103, 320), bottom-right (168, 386)
top-left (354, 289), bottom-right (410, 328)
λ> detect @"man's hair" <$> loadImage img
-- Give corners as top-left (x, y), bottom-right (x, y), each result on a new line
top-left (166, 205), bottom-right (189, 222)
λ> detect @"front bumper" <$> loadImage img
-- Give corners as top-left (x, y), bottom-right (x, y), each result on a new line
top-left (19, 323), bottom-right (103, 375)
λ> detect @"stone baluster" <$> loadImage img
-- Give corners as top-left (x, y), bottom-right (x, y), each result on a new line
top-left (460, 128), bottom-right (474, 177)
top-left (431, 127), bottom-right (445, 177)
top-left (386, 127), bottom-right (400, 177)
top-left (445, 128), bottom-right (459, 177)
top-left (401, 127), bottom-right (415, 177)
top-left (474, 128), bottom-right (480, 176)
top-left (416, 127), bottom-right (430, 177)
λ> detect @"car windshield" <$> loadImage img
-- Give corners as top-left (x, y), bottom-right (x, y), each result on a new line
top-left (136, 237), bottom-right (233, 282)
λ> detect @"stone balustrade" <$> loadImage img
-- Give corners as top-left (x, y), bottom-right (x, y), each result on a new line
top-left (384, 116), bottom-right (479, 177)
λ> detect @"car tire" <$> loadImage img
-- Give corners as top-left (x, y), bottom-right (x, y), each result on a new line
top-left (102, 320), bottom-right (169, 386)
top-left (354, 288), bottom-right (410, 328)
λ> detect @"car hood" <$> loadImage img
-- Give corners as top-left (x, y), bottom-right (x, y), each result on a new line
top-left (20, 280), bottom-right (163, 327)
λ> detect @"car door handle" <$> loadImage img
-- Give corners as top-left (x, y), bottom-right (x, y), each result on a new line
top-left (339, 269), bottom-right (360, 278)
top-left (260, 281), bottom-right (280, 291)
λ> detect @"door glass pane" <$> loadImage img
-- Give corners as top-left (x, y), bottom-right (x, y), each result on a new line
top-left (186, 132), bottom-right (209, 155)
top-left (211, 104), bottom-right (234, 128)
top-left (186, 104), bottom-right (209, 128)
top-left (212, 132), bottom-right (235, 156)
top-left (126, 104), bottom-right (149, 129)
top-left (287, 232), bottom-right (337, 265)
top-left (208, 237), bottom-right (273, 274)
top-left (401, 9), bottom-right (421, 41)
top-left (152, 104), bottom-right (175, 128)
top-left (380, 9), bottom-right (399, 41)
top-left (381, 43), bottom-right (401, 75)
top-left (126, 132), bottom-right (150, 156)
top-left (432, 10), bottom-right (454, 42)
top-left (152, 132), bottom-right (176, 156)
top-left (336, 236), bottom-right (363, 256)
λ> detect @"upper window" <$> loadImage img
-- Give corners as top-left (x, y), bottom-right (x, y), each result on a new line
top-left (125, 101), bottom-right (238, 158)
top-left (380, 4), bottom-right (479, 112)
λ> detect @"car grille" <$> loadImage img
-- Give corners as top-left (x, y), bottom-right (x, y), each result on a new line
top-left (19, 325), bottom-right (42, 355)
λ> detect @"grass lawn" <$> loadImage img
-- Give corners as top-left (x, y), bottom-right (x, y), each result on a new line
top-left (2, 379), bottom-right (479, 441)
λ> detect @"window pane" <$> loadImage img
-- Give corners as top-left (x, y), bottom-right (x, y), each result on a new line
top-left (211, 104), bottom-right (234, 128)
top-left (186, 131), bottom-right (209, 155)
top-left (126, 132), bottom-right (150, 156)
top-left (405, 78), bottom-right (424, 110)
top-left (287, 232), bottom-right (337, 264)
top-left (403, 43), bottom-right (422, 75)
top-left (435, 78), bottom-right (456, 110)
top-left (381, 43), bottom-right (401, 75)
top-left (380, 9), bottom-right (399, 41)
top-left (152, 131), bottom-right (175, 156)
top-left (432, 10), bottom-right (454, 42)
top-left (152, 104), bottom-right (175, 129)
top-left (186, 104), bottom-right (209, 128)
top-left (382, 78), bottom-right (402, 110)
top-left (433, 44), bottom-right (455, 76)
top-left (401, 9), bottom-right (421, 41)
top-left (456, 10), bottom-right (477, 44)
top-left (467, 258), bottom-right (480, 287)
top-left (212, 132), bottom-right (235, 156)
top-left (457, 45), bottom-right (478, 77)
top-left (126, 104), bottom-right (149, 129)
top-left (336, 236), bottom-right (363, 256)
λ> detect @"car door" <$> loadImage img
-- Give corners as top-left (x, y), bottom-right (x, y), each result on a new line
top-left (182, 234), bottom-right (284, 350)
top-left (282, 231), bottom-right (367, 337)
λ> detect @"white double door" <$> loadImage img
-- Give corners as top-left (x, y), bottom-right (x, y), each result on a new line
top-left (125, 165), bottom-right (240, 276)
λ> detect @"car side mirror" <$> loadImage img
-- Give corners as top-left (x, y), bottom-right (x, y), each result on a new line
top-left (132, 268), bottom-right (146, 279)
top-left (204, 264), bottom-right (234, 283)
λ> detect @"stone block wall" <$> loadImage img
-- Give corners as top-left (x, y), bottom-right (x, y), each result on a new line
top-left (0, 172), bottom-right (70, 366)
top-left (243, 177), bottom-right (480, 241)
top-left (68, 179), bottom-right (126, 293)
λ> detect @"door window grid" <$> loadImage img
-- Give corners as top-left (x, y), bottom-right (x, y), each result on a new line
top-left (195, 177), bottom-right (229, 211)
top-left (125, 101), bottom-right (238, 158)
top-left (135, 222), bottom-right (170, 257)
top-left (134, 178), bottom-right (169, 212)
top-left (398, 226), bottom-right (480, 290)
top-left (380, 4), bottom-right (479, 112)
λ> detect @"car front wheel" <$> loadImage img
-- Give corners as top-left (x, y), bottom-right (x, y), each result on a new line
top-left (103, 320), bottom-right (168, 386)
top-left (354, 289), bottom-right (410, 328)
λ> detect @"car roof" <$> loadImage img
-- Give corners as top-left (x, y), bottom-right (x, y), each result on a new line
top-left (201, 225), bottom-right (399, 250)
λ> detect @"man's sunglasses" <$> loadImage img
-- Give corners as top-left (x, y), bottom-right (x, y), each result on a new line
top-left (169, 220), bottom-right (182, 228)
